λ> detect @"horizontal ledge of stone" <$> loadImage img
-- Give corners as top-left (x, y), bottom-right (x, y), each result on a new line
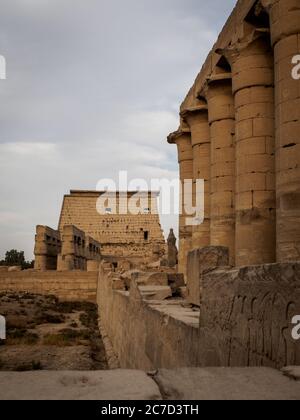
top-left (167, 128), bottom-right (191, 144)
top-left (206, 72), bottom-right (232, 84)
top-left (202, 262), bottom-right (300, 284)
top-left (180, 105), bottom-right (208, 118)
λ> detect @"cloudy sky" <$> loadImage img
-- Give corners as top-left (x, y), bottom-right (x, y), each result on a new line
top-left (0, 0), bottom-right (236, 260)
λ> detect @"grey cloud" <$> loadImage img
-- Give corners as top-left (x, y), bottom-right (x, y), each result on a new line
top-left (0, 0), bottom-right (236, 258)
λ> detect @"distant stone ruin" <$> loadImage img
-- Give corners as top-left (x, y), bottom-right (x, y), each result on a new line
top-left (59, 191), bottom-right (166, 266)
top-left (34, 225), bottom-right (101, 272)
top-left (34, 190), bottom-right (166, 271)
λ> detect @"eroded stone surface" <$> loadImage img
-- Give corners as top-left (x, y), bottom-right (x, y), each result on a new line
top-left (1, 367), bottom-right (300, 400)
top-left (154, 367), bottom-right (300, 400)
top-left (187, 246), bottom-right (229, 306)
top-left (0, 370), bottom-right (162, 401)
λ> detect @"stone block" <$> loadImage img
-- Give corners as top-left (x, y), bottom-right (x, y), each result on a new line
top-left (167, 273), bottom-right (185, 294)
top-left (187, 246), bottom-right (229, 306)
top-left (8, 266), bottom-right (22, 272)
top-left (133, 272), bottom-right (169, 287)
top-left (138, 286), bottom-right (172, 301)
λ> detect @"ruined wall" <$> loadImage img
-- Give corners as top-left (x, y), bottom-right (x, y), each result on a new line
top-left (98, 260), bottom-right (300, 369)
top-left (199, 262), bottom-right (300, 368)
top-left (58, 191), bottom-right (166, 264)
top-left (186, 246), bottom-right (229, 306)
top-left (57, 225), bottom-right (87, 271)
top-left (34, 224), bottom-right (101, 272)
top-left (34, 226), bottom-right (61, 271)
top-left (0, 271), bottom-right (98, 302)
top-left (97, 265), bottom-right (201, 370)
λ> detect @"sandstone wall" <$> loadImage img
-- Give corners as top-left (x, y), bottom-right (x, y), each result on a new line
top-left (199, 262), bottom-right (300, 368)
top-left (34, 225), bottom-right (61, 271)
top-left (58, 191), bottom-right (166, 264)
top-left (187, 246), bottom-right (229, 306)
top-left (98, 262), bottom-right (300, 369)
top-left (97, 265), bottom-right (201, 370)
top-left (0, 271), bottom-right (98, 302)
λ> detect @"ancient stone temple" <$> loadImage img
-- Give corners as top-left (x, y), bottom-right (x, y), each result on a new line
top-left (168, 0), bottom-right (300, 276)
top-left (34, 190), bottom-right (166, 271)
top-left (58, 190), bottom-right (166, 266)
top-left (1, 0), bottom-right (300, 390)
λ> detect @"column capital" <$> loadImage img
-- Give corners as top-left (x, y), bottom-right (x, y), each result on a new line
top-left (260, 0), bottom-right (273, 11)
top-left (261, 0), bottom-right (300, 47)
top-left (199, 72), bottom-right (233, 98)
top-left (167, 128), bottom-right (191, 145)
top-left (180, 105), bottom-right (209, 129)
top-left (215, 27), bottom-right (270, 65)
top-left (180, 104), bottom-right (208, 119)
top-left (207, 72), bottom-right (232, 85)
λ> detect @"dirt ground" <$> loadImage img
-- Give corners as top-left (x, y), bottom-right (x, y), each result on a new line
top-left (0, 291), bottom-right (107, 371)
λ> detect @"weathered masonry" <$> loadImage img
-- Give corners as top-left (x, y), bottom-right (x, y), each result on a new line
top-left (168, 0), bottom-right (300, 275)
top-left (58, 190), bottom-right (166, 266)
top-left (34, 225), bottom-right (101, 271)
top-left (34, 190), bottom-right (166, 271)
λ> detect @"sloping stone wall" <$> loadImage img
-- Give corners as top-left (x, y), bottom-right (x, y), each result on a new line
top-left (97, 265), bottom-right (201, 370)
top-left (98, 262), bottom-right (300, 369)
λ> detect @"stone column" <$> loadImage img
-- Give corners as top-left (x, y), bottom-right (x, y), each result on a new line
top-left (182, 106), bottom-right (211, 250)
top-left (59, 226), bottom-right (77, 271)
top-left (224, 31), bottom-right (276, 266)
top-left (205, 74), bottom-right (236, 265)
top-left (34, 226), bottom-right (47, 270)
top-left (263, 0), bottom-right (300, 261)
top-left (168, 130), bottom-right (193, 278)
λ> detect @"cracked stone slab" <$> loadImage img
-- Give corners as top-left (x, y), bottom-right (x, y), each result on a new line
top-left (139, 286), bottom-right (172, 301)
top-left (0, 370), bottom-right (162, 401)
top-left (154, 368), bottom-right (300, 400)
top-left (282, 366), bottom-right (300, 381)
